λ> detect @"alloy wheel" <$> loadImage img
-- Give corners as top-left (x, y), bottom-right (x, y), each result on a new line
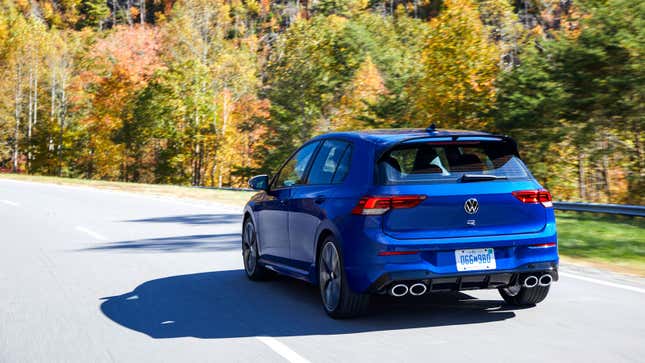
top-left (319, 241), bottom-right (342, 312)
top-left (242, 221), bottom-right (257, 275)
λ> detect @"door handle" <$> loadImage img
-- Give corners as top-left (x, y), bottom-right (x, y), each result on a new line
top-left (279, 199), bottom-right (287, 206)
top-left (314, 196), bottom-right (326, 204)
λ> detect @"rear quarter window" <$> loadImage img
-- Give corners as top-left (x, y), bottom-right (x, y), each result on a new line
top-left (307, 140), bottom-right (352, 185)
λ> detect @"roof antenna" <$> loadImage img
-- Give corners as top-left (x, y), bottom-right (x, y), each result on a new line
top-left (426, 123), bottom-right (437, 132)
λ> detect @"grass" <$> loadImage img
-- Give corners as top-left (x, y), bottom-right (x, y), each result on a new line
top-left (2, 173), bottom-right (644, 275)
top-left (556, 211), bottom-right (645, 275)
top-left (0, 173), bottom-right (254, 206)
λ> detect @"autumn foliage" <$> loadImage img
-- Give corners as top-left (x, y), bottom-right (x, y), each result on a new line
top-left (0, 0), bottom-right (642, 203)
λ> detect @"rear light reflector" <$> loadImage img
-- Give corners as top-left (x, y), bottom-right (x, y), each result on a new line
top-left (528, 242), bottom-right (557, 248)
top-left (352, 195), bottom-right (427, 215)
top-left (512, 189), bottom-right (553, 207)
top-left (378, 251), bottom-right (419, 256)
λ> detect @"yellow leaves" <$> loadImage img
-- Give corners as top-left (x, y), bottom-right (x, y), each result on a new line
top-left (333, 56), bottom-right (387, 131)
top-left (348, 0), bottom-right (369, 13)
top-left (13, 0), bottom-right (29, 13)
top-left (213, 92), bottom-right (270, 186)
top-left (326, 14), bottom-right (349, 30)
top-left (154, 11), bottom-right (167, 24)
top-left (414, 0), bottom-right (500, 129)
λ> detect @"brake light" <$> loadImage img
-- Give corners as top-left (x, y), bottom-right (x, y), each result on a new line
top-left (352, 195), bottom-right (427, 215)
top-left (512, 189), bottom-right (553, 208)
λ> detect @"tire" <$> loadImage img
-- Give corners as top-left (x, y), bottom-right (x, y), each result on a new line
top-left (498, 284), bottom-right (550, 306)
top-left (242, 218), bottom-right (273, 281)
top-left (318, 237), bottom-right (370, 318)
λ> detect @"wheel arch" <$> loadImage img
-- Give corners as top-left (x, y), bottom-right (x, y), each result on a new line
top-left (243, 210), bottom-right (253, 224)
top-left (242, 205), bottom-right (262, 254)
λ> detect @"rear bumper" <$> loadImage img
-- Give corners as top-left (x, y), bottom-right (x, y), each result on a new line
top-left (340, 221), bottom-right (559, 293)
top-left (365, 261), bottom-right (558, 293)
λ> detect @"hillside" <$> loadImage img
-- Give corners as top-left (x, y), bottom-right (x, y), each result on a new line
top-left (0, 0), bottom-right (642, 203)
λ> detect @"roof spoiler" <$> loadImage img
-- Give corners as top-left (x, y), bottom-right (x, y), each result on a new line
top-left (376, 134), bottom-right (521, 162)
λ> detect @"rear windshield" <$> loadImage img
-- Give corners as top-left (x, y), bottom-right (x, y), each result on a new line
top-left (377, 141), bottom-right (530, 185)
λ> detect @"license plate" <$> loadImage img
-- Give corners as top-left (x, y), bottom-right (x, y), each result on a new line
top-left (455, 248), bottom-right (496, 271)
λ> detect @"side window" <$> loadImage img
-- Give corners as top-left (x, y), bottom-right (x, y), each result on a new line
top-left (332, 145), bottom-right (352, 184)
top-left (273, 142), bottom-right (320, 188)
top-left (308, 140), bottom-right (351, 185)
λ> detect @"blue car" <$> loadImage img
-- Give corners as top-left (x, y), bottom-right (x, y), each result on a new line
top-left (242, 127), bottom-right (558, 318)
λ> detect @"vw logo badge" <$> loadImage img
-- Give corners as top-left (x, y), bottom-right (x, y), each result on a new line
top-left (464, 198), bottom-right (479, 214)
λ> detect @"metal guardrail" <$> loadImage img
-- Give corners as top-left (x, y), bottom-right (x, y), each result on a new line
top-left (553, 202), bottom-right (645, 217)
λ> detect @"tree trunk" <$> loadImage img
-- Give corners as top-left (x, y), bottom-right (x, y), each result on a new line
top-left (87, 145), bottom-right (94, 179)
top-left (27, 67), bottom-right (33, 173)
top-left (140, 0), bottom-right (145, 24)
top-left (126, 0), bottom-right (133, 26)
top-left (577, 152), bottom-right (586, 201)
top-left (210, 160), bottom-right (216, 187)
top-left (191, 142), bottom-right (197, 186)
top-left (111, 0), bottom-right (116, 26)
top-left (33, 63), bottom-right (38, 127)
top-left (57, 87), bottom-right (67, 177)
top-left (633, 121), bottom-right (643, 178)
top-left (218, 91), bottom-right (230, 188)
top-left (198, 141), bottom-right (204, 186)
top-left (630, 120), bottom-right (643, 203)
top-left (26, 58), bottom-right (38, 174)
top-left (601, 135), bottom-right (611, 202)
top-left (13, 64), bottom-right (23, 173)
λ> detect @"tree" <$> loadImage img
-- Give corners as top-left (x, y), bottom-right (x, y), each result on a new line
top-left (412, 0), bottom-right (500, 129)
top-left (333, 56), bottom-right (388, 130)
top-left (495, 0), bottom-right (644, 203)
top-left (78, 0), bottom-right (110, 29)
top-left (79, 25), bottom-right (162, 179)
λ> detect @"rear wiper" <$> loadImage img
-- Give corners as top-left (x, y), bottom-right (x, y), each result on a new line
top-left (459, 174), bottom-right (508, 182)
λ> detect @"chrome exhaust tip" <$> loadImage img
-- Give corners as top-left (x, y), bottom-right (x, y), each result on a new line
top-left (523, 275), bottom-right (539, 288)
top-left (389, 283), bottom-right (409, 297)
top-left (539, 274), bottom-right (553, 287)
top-left (409, 283), bottom-right (428, 296)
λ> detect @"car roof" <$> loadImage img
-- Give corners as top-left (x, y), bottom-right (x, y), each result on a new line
top-left (314, 128), bottom-right (496, 147)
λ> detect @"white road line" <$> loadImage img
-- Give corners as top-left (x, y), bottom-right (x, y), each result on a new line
top-left (75, 226), bottom-right (109, 241)
top-left (0, 199), bottom-right (19, 206)
top-left (256, 336), bottom-right (311, 363)
top-left (560, 272), bottom-right (645, 294)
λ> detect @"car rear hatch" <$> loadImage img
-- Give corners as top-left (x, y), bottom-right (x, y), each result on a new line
top-left (373, 137), bottom-right (549, 239)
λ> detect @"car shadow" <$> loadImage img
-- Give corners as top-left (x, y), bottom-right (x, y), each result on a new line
top-left (124, 214), bottom-right (242, 226)
top-left (100, 270), bottom-right (517, 339)
top-left (80, 233), bottom-right (241, 252)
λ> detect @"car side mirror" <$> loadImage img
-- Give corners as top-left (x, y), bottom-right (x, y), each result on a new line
top-left (248, 174), bottom-right (269, 191)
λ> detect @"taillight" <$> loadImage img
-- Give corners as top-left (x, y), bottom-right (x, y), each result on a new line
top-left (351, 195), bottom-right (427, 215)
top-left (512, 189), bottom-right (553, 208)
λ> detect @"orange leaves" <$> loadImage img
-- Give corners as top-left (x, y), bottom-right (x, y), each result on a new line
top-left (75, 25), bottom-right (164, 179)
top-left (334, 56), bottom-right (388, 131)
top-left (90, 25), bottom-right (163, 87)
top-left (82, 25), bottom-right (163, 121)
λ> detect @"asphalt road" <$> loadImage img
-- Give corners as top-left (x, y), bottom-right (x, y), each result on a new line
top-left (1, 179), bottom-right (644, 363)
